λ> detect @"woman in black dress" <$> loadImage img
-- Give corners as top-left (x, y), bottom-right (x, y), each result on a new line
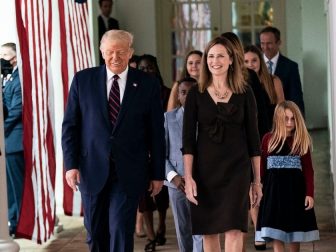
top-left (183, 37), bottom-right (263, 252)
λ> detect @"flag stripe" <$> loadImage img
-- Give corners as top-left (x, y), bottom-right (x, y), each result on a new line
top-left (60, 0), bottom-right (93, 217)
top-left (15, 0), bottom-right (56, 243)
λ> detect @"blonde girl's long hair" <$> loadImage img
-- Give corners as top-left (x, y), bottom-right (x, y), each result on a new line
top-left (268, 101), bottom-right (311, 155)
top-left (198, 36), bottom-right (247, 94)
top-left (244, 45), bottom-right (277, 104)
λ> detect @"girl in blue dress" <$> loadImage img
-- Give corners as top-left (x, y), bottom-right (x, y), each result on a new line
top-left (256, 101), bottom-right (319, 252)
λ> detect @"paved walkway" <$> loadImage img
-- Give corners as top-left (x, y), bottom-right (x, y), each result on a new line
top-left (16, 130), bottom-right (336, 251)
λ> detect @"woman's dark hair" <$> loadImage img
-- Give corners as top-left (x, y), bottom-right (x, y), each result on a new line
top-left (137, 54), bottom-right (164, 86)
top-left (129, 54), bottom-right (140, 67)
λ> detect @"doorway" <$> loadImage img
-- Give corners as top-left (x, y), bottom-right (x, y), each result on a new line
top-left (156, 0), bottom-right (284, 85)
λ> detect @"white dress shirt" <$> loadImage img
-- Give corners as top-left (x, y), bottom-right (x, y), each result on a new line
top-left (263, 52), bottom-right (280, 75)
top-left (106, 66), bottom-right (128, 103)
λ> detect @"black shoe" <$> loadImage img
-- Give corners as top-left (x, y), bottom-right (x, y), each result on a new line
top-left (254, 242), bottom-right (266, 250)
top-left (9, 228), bottom-right (16, 239)
top-left (155, 232), bottom-right (166, 246)
top-left (144, 239), bottom-right (156, 252)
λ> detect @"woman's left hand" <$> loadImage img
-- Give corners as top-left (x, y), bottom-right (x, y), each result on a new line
top-left (250, 183), bottom-right (263, 208)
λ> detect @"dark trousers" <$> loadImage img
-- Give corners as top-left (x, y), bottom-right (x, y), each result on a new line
top-left (6, 151), bottom-right (24, 233)
top-left (81, 178), bottom-right (139, 252)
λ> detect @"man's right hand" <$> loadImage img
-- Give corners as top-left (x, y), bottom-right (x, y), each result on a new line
top-left (65, 169), bottom-right (80, 192)
top-left (172, 175), bottom-right (185, 193)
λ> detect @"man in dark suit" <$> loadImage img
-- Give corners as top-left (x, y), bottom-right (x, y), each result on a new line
top-left (260, 26), bottom-right (305, 114)
top-left (62, 30), bottom-right (165, 252)
top-left (1, 42), bottom-right (24, 237)
top-left (98, 0), bottom-right (119, 65)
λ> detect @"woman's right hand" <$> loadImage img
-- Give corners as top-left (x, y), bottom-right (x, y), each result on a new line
top-left (185, 176), bottom-right (198, 205)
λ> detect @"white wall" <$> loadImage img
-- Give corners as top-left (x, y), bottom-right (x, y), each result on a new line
top-left (301, 0), bottom-right (328, 129)
top-left (285, 0), bottom-right (328, 129)
top-left (95, 0), bottom-right (157, 57)
top-left (0, 2), bottom-right (17, 46)
top-left (92, 0), bottom-right (157, 65)
top-left (327, 0), bottom-right (336, 220)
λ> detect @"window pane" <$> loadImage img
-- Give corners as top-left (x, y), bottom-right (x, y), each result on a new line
top-left (191, 30), bottom-right (211, 51)
top-left (173, 3), bottom-right (190, 29)
top-left (190, 3), bottom-right (211, 28)
top-left (255, 0), bottom-right (273, 26)
top-left (233, 2), bottom-right (252, 26)
top-left (232, 0), bottom-right (274, 45)
top-left (172, 30), bottom-right (191, 56)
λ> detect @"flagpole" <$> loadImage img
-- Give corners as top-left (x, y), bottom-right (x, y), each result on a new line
top-left (0, 69), bottom-right (19, 251)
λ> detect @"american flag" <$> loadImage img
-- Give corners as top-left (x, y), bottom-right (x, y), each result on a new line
top-left (58, 0), bottom-right (93, 217)
top-left (15, 0), bottom-right (56, 243)
top-left (14, 0), bottom-right (93, 243)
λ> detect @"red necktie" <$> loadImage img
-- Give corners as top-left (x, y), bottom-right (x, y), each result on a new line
top-left (108, 75), bottom-right (120, 125)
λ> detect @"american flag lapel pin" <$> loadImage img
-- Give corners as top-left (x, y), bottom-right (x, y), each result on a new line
top-left (133, 83), bottom-right (138, 87)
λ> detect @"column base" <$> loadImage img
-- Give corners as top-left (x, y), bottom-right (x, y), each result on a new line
top-left (0, 239), bottom-right (20, 252)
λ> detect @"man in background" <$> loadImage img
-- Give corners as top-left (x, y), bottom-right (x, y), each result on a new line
top-left (260, 26), bottom-right (305, 115)
top-left (98, 0), bottom-right (119, 65)
top-left (1, 43), bottom-right (24, 237)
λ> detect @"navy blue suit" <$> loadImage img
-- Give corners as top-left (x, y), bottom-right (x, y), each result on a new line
top-left (3, 68), bottom-right (24, 234)
top-left (274, 54), bottom-right (305, 114)
top-left (62, 66), bottom-right (165, 251)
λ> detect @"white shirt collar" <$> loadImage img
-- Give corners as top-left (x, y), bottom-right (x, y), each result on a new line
top-left (106, 66), bottom-right (129, 102)
top-left (263, 52), bottom-right (280, 65)
top-left (263, 52), bottom-right (280, 74)
top-left (106, 66), bottom-right (128, 82)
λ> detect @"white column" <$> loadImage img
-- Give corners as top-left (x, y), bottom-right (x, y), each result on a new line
top-left (327, 0), bottom-right (336, 220)
top-left (0, 73), bottom-right (19, 251)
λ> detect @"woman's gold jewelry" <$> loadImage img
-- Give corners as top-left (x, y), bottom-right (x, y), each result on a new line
top-left (213, 84), bottom-right (229, 99)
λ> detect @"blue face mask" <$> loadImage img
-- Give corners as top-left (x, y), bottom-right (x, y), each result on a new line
top-left (1, 58), bottom-right (13, 76)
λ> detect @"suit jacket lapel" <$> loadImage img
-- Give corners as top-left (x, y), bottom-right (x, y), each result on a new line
top-left (113, 68), bottom-right (138, 133)
top-left (96, 66), bottom-right (111, 127)
top-left (275, 54), bottom-right (284, 75)
top-left (176, 107), bottom-right (183, 138)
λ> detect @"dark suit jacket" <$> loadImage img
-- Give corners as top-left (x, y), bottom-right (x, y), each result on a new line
top-left (3, 69), bottom-right (23, 153)
top-left (62, 66), bottom-right (165, 196)
top-left (98, 15), bottom-right (119, 41)
top-left (274, 54), bottom-right (305, 114)
top-left (98, 15), bottom-right (119, 65)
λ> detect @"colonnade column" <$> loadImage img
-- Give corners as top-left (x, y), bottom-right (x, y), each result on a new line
top-left (327, 0), bottom-right (336, 221)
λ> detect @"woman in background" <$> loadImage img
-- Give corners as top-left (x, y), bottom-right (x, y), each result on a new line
top-left (167, 50), bottom-right (203, 111)
top-left (137, 54), bottom-right (171, 251)
top-left (244, 45), bottom-right (284, 128)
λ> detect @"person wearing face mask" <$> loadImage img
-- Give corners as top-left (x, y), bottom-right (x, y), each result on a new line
top-left (1, 42), bottom-right (24, 237)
